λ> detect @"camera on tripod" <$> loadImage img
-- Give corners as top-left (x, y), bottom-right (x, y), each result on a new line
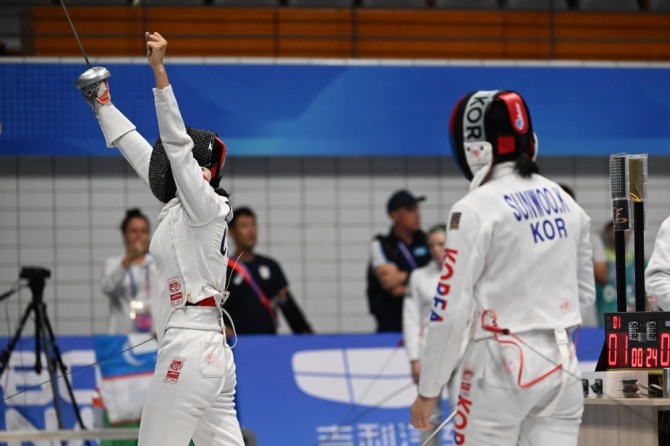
top-left (20, 267), bottom-right (51, 282)
top-left (0, 264), bottom-right (89, 438)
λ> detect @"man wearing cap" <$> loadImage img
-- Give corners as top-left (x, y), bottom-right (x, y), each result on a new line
top-left (367, 190), bottom-right (431, 332)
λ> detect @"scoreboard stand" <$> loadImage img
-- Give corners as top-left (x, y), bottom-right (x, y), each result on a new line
top-left (578, 311), bottom-right (670, 445)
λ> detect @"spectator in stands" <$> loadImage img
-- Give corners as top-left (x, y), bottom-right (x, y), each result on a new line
top-left (367, 189), bottom-right (431, 332)
top-left (224, 206), bottom-right (313, 335)
top-left (101, 208), bottom-right (158, 334)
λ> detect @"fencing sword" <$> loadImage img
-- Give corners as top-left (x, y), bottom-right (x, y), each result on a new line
top-left (420, 408), bottom-right (458, 446)
top-left (58, 0), bottom-right (111, 93)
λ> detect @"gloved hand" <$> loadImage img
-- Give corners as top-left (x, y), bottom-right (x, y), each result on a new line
top-left (81, 80), bottom-right (111, 112)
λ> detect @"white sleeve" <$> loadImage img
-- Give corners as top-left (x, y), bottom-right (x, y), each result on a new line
top-left (97, 105), bottom-right (152, 188)
top-left (370, 238), bottom-right (391, 268)
top-left (402, 271), bottom-right (422, 362)
top-left (418, 203), bottom-right (481, 398)
top-left (153, 85), bottom-right (226, 225)
top-left (101, 257), bottom-right (126, 303)
top-left (646, 217), bottom-right (670, 310)
top-left (578, 210), bottom-right (596, 311)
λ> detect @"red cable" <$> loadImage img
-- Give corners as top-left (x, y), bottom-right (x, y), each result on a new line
top-left (480, 309), bottom-right (578, 389)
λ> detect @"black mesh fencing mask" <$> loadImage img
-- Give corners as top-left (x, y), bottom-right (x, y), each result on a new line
top-left (149, 127), bottom-right (226, 203)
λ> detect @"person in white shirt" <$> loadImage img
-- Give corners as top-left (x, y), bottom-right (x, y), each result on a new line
top-left (81, 32), bottom-right (243, 445)
top-left (403, 223), bottom-right (446, 446)
top-left (410, 90), bottom-right (595, 446)
top-left (101, 208), bottom-right (157, 334)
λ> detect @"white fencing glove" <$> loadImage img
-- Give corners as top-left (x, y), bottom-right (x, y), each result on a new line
top-left (81, 80), bottom-right (112, 112)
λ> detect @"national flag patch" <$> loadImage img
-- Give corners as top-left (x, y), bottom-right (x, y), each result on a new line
top-left (450, 212), bottom-right (462, 230)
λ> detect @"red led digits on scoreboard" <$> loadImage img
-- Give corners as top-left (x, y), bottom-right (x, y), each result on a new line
top-left (606, 314), bottom-right (670, 369)
top-left (662, 332), bottom-right (670, 367)
top-left (646, 348), bottom-right (658, 368)
top-left (631, 347), bottom-right (643, 368)
top-left (607, 333), bottom-right (617, 366)
top-left (607, 332), bottom-right (629, 367)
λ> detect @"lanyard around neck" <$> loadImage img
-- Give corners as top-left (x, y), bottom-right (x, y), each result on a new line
top-left (227, 258), bottom-right (277, 326)
top-left (128, 263), bottom-right (150, 299)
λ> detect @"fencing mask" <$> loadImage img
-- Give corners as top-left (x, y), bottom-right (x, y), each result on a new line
top-left (149, 127), bottom-right (227, 203)
top-left (449, 90), bottom-right (537, 189)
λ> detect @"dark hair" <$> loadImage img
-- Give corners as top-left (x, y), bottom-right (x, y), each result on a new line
top-left (121, 208), bottom-right (149, 233)
top-left (215, 187), bottom-right (230, 198)
top-left (514, 153), bottom-right (539, 178)
top-left (558, 183), bottom-right (576, 200)
top-left (229, 206), bottom-right (256, 229)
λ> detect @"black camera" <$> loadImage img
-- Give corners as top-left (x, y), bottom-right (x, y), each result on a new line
top-left (19, 267), bottom-right (51, 281)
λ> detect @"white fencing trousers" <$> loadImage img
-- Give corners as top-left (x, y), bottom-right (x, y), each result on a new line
top-left (453, 330), bottom-right (583, 446)
top-left (138, 307), bottom-right (245, 446)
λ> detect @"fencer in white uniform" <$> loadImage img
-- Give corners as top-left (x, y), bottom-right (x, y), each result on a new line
top-left (81, 32), bottom-right (244, 445)
top-left (646, 216), bottom-right (670, 310)
top-left (410, 90), bottom-right (595, 446)
top-left (403, 224), bottom-right (447, 446)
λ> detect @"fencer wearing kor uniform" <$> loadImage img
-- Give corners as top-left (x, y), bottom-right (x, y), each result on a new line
top-left (403, 224), bottom-right (447, 446)
top-left (646, 216), bottom-right (670, 310)
top-left (82, 32), bottom-right (244, 445)
top-left (410, 90), bottom-right (595, 445)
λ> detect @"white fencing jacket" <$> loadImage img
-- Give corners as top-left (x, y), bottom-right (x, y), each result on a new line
top-left (418, 162), bottom-right (595, 398)
top-left (646, 216), bottom-right (670, 310)
top-left (96, 85), bottom-right (232, 343)
top-left (403, 260), bottom-right (441, 362)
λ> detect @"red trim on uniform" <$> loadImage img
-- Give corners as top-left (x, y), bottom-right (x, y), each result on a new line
top-left (186, 296), bottom-right (216, 307)
top-left (480, 309), bottom-right (577, 389)
top-left (210, 136), bottom-right (227, 181)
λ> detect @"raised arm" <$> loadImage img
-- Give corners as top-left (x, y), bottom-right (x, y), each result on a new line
top-left (80, 69), bottom-right (152, 188)
top-left (146, 32), bottom-right (223, 223)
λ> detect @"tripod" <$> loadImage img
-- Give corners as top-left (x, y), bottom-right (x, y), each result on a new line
top-left (0, 267), bottom-right (91, 446)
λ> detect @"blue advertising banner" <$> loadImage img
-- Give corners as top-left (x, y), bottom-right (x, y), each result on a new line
top-left (0, 329), bottom-right (605, 445)
top-left (0, 336), bottom-right (97, 445)
top-left (0, 61), bottom-right (669, 157)
top-left (234, 333), bottom-right (446, 446)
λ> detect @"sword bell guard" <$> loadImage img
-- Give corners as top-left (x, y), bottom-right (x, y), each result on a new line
top-left (76, 66), bottom-right (111, 90)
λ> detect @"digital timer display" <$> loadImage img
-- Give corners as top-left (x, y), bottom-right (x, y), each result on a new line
top-left (604, 312), bottom-right (670, 369)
